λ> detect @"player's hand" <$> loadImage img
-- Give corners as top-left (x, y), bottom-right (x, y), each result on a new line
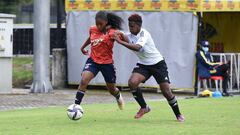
top-left (81, 47), bottom-right (89, 55)
top-left (113, 31), bottom-right (123, 44)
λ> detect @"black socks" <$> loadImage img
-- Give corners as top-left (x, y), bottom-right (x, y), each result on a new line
top-left (131, 88), bottom-right (147, 108)
top-left (112, 90), bottom-right (121, 100)
top-left (75, 90), bottom-right (85, 105)
top-left (168, 96), bottom-right (181, 117)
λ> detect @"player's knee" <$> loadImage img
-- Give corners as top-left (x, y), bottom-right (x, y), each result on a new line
top-left (128, 79), bottom-right (139, 89)
top-left (163, 91), bottom-right (172, 100)
top-left (161, 89), bottom-right (173, 100)
top-left (80, 79), bottom-right (89, 87)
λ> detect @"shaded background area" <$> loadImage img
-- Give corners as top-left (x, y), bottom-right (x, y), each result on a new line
top-left (0, 0), bottom-right (64, 24)
top-left (0, 0), bottom-right (66, 88)
top-left (202, 12), bottom-right (240, 53)
top-left (0, 0), bottom-right (66, 55)
top-left (13, 27), bottom-right (66, 55)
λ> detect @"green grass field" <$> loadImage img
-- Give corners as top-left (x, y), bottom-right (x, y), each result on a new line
top-left (13, 57), bottom-right (33, 87)
top-left (0, 97), bottom-right (239, 135)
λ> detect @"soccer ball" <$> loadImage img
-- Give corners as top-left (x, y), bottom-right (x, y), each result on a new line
top-left (67, 104), bottom-right (84, 120)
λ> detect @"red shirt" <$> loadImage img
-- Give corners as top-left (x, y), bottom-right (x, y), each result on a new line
top-left (89, 26), bottom-right (116, 64)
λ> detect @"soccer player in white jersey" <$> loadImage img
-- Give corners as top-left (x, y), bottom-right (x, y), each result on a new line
top-left (114, 14), bottom-right (184, 122)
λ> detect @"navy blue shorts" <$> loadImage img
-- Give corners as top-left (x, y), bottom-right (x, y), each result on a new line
top-left (83, 58), bottom-right (116, 83)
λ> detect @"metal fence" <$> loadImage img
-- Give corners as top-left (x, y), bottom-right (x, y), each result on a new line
top-left (13, 26), bottom-right (66, 55)
top-left (211, 53), bottom-right (240, 92)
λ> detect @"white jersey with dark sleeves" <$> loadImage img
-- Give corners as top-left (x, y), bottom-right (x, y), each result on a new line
top-left (125, 28), bottom-right (163, 65)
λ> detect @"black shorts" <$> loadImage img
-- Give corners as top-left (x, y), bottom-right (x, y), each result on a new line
top-left (83, 58), bottom-right (116, 83)
top-left (132, 60), bottom-right (170, 84)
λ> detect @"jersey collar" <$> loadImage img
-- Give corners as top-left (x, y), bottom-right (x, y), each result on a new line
top-left (136, 28), bottom-right (143, 37)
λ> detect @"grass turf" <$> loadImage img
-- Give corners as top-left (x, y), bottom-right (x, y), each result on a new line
top-left (0, 97), bottom-right (239, 135)
top-left (13, 57), bottom-right (33, 87)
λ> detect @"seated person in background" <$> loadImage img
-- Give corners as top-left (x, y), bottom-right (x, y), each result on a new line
top-left (196, 40), bottom-right (231, 96)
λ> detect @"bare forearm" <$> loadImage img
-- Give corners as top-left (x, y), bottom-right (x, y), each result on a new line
top-left (122, 34), bottom-right (129, 43)
top-left (81, 37), bottom-right (91, 49)
top-left (118, 40), bottom-right (141, 51)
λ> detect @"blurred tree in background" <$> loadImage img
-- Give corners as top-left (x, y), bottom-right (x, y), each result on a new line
top-left (0, 0), bottom-right (62, 24)
top-left (0, 0), bottom-right (33, 14)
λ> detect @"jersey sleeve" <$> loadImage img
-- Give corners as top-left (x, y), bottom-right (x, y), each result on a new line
top-left (89, 25), bottom-right (97, 36)
top-left (136, 31), bottom-right (148, 47)
top-left (196, 51), bottom-right (220, 68)
top-left (108, 29), bottom-right (116, 39)
top-left (108, 29), bottom-right (124, 40)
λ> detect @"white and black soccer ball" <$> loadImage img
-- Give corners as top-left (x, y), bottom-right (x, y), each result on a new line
top-left (67, 104), bottom-right (84, 120)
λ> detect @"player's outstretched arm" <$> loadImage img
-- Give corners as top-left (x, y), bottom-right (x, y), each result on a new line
top-left (113, 33), bottom-right (142, 51)
top-left (81, 37), bottom-right (91, 55)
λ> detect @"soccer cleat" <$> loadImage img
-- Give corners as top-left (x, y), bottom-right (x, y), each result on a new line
top-left (222, 92), bottom-right (233, 97)
top-left (117, 93), bottom-right (124, 110)
top-left (176, 114), bottom-right (185, 122)
top-left (134, 106), bottom-right (151, 119)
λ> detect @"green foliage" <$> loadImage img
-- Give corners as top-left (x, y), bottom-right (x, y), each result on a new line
top-left (0, 0), bottom-right (33, 14)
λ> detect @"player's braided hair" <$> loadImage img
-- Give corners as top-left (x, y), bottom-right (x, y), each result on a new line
top-left (95, 11), bottom-right (123, 30)
top-left (128, 14), bottom-right (142, 26)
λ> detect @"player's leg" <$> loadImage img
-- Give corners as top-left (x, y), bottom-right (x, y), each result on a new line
top-left (106, 83), bottom-right (124, 110)
top-left (159, 82), bottom-right (184, 122)
top-left (152, 60), bottom-right (184, 122)
top-left (100, 64), bottom-right (124, 110)
top-left (129, 73), bottom-right (147, 109)
top-left (129, 66), bottom-right (151, 119)
top-left (75, 58), bottom-right (99, 105)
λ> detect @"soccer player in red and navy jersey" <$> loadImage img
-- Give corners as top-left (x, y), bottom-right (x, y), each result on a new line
top-left (74, 11), bottom-right (124, 110)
